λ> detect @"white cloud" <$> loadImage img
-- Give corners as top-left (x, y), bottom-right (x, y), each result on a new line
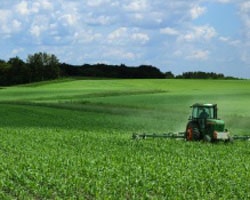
top-left (107, 27), bottom-right (150, 46)
top-left (219, 36), bottom-right (230, 42)
top-left (0, 10), bottom-right (22, 34)
top-left (190, 5), bottom-right (206, 19)
top-left (131, 33), bottom-right (150, 44)
top-left (40, 0), bottom-right (53, 10)
top-left (73, 30), bottom-right (102, 44)
top-left (12, 20), bottom-right (22, 31)
top-left (0, 9), bottom-right (10, 20)
top-left (86, 13), bottom-right (113, 25)
top-left (104, 49), bottom-right (136, 60)
top-left (16, 0), bottom-right (53, 15)
top-left (238, 1), bottom-right (250, 65)
top-left (16, 1), bottom-right (29, 15)
top-left (172, 45), bottom-right (210, 61)
top-left (29, 16), bottom-right (50, 38)
top-left (60, 14), bottom-right (78, 26)
top-left (11, 48), bottom-right (24, 56)
top-left (87, 0), bottom-right (114, 7)
top-left (30, 25), bottom-right (43, 37)
top-left (123, 0), bottom-right (148, 12)
top-left (219, 36), bottom-right (241, 46)
top-left (173, 50), bottom-right (183, 57)
top-left (0, 10), bottom-right (11, 33)
top-left (160, 27), bottom-right (179, 36)
top-left (240, 2), bottom-right (250, 28)
top-left (240, 2), bottom-right (250, 14)
top-left (133, 13), bottom-right (144, 20)
top-left (179, 25), bottom-right (217, 42)
top-left (186, 50), bottom-right (210, 60)
top-left (216, 0), bottom-right (232, 3)
top-left (240, 50), bottom-right (250, 64)
top-left (107, 27), bottom-right (149, 45)
top-left (108, 27), bottom-right (128, 41)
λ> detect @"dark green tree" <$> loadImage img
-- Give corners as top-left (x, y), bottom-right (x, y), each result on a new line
top-left (0, 59), bottom-right (11, 85)
top-left (8, 57), bottom-right (29, 84)
top-left (26, 52), bottom-right (60, 82)
top-left (165, 71), bottom-right (175, 79)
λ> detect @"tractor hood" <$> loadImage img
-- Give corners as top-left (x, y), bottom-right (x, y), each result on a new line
top-left (207, 119), bottom-right (225, 132)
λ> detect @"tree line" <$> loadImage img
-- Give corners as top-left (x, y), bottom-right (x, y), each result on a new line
top-left (0, 52), bottom-right (60, 86)
top-left (60, 63), bottom-right (165, 79)
top-left (0, 52), bottom-right (239, 86)
top-left (175, 71), bottom-right (238, 80)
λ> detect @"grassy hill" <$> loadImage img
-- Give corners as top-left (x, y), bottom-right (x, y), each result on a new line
top-left (0, 79), bottom-right (249, 199)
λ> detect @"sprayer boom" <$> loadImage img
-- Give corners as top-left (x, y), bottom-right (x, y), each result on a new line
top-left (232, 135), bottom-right (250, 140)
top-left (132, 132), bottom-right (185, 140)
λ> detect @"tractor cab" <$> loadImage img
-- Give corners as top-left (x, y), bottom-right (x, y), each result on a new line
top-left (190, 103), bottom-right (217, 120)
top-left (186, 103), bottom-right (231, 142)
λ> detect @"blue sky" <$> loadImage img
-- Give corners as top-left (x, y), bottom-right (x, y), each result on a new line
top-left (0, 0), bottom-right (250, 78)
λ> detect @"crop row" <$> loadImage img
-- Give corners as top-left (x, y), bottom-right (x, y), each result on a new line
top-left (0, 127), bottom-right (249, 199)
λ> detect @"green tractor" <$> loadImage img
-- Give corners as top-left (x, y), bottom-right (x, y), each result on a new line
top-left (133, 103), bottom-right (249, 142)
top-left (185, 103), bottom-right (232, 142)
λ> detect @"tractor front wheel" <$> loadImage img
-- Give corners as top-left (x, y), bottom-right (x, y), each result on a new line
top-left (203, 135), bottom-right (211, 142)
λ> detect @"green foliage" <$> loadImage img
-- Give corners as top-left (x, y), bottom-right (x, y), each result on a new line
top-left (27, 52), bottom-right (60, 82)
top-left (7, 57), bottom-right (29, 84)
top-left (0, 79), bottom-right (249, 199)
top-left (60, 63), bottom-right (165, 79)
top-left (0, 54), bottom-right (61, 86)
top-left (176, 71), bottom-right (234, 79)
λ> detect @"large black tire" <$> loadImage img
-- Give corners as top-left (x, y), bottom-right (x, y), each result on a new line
top-left (185, 122), bottom-right (200, 141)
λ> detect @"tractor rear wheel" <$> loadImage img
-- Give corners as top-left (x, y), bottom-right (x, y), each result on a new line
top-left (185, 122), bottom-right (200, 141)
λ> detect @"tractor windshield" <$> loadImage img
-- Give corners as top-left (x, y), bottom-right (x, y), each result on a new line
top-left (192, 106), bottom-right (215, 119)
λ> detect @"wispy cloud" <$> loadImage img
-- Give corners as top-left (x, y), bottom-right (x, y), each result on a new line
top-left (190, 5), bottom-right (207, 19)
top-left (179, 25), bottom-right (217, 42)
top-left (186, 50), bottom-right (210, 60)
top-left (160, 27), bottom-right (179, 36)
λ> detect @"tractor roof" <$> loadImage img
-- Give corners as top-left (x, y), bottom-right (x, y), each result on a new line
top-left (191, 103), bottom-right (217, 108)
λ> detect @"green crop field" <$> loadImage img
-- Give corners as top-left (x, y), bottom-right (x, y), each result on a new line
top-left (0, 79), bottom-right (250, 199)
